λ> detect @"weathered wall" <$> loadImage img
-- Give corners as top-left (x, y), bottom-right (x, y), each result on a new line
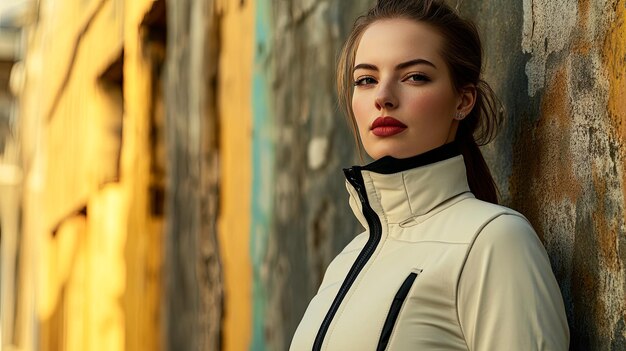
top-left (251, 1), bottom-right (371, 349)
top-left (163, 0), bottom-right (223, 349)
top-left (461, 0), bottom-right (626, 349)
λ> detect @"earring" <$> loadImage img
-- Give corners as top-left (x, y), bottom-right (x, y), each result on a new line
top-left (455, 112), bottom-right (465, 120)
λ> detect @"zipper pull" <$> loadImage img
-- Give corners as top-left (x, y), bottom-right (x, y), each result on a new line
top-left (344, 167), bottom-right (367, 204)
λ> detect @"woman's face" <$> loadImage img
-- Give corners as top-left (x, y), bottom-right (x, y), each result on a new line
top-left (352, 19), bottom-right (469, 160)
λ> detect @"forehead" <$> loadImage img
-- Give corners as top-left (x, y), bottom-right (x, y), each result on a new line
top-left (354, 18), bottom-right (443, 66)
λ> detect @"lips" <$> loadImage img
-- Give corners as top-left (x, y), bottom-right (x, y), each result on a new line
top-left (371, 116), bottom-right (407, 137)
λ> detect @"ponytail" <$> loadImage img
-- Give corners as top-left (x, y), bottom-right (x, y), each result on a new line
top-left (458, 135), bottom-right (499, 204)
top-left (456, 79), bottom-right (503, 204)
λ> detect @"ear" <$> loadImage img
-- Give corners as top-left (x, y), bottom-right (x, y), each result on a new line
top-left (455, 84), bottom-right (477, 119)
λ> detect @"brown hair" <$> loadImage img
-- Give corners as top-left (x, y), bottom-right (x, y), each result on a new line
top-left (337, 0), bottom-right (502, 204)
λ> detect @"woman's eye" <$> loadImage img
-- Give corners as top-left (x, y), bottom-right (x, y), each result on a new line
top-left (406, 74), bottom-right (430, 82)
top-left (354, 77), bottom-right (377, 86)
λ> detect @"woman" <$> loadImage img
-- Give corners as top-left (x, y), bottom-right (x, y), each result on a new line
top-left (290, 0), bottom-right (569, 350)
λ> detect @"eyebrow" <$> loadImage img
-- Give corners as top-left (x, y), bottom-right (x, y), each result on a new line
top-left (353, 58), bottom-right (437, 72)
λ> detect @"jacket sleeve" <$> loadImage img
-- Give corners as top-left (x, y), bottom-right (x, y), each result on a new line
top-left (457, 214), bottom-right (569, 351)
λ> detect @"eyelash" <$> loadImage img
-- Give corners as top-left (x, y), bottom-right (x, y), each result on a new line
top-left (406, 73), bottom-right (430, 82)
top-left (353, 73), bottom-right (431, 86)
top-left (353, 77), bottom-right (377, 86)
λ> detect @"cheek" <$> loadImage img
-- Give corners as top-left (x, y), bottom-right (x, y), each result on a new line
top-left (405, 89), bottom-right (455, 117)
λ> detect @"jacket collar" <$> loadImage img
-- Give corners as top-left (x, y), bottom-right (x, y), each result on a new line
top-left (344, 143), bottom-right (471, 225)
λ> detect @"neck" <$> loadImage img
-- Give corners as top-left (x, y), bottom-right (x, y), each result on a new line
top-left (362, 142), bottom-right (460, 174)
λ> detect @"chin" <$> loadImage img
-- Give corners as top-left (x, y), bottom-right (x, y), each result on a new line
top-left (365, 146), bottom-right (410, 160)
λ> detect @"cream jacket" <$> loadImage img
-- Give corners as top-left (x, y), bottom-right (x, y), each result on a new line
top-left (290, 144), bottom-right (569, 350)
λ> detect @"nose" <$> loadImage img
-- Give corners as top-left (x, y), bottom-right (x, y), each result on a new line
top-left (374, 83), bottom-right (398, 111)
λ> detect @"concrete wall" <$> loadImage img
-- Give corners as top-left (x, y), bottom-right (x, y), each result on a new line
top-left (460, 0), bottom-right (626, 348)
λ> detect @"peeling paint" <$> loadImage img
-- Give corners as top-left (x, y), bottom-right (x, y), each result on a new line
top-left (522, 0), bottom-right (578, 96)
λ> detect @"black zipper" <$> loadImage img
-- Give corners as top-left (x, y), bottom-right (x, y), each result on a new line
top-left (312, 167), bottom-right (383, 351)
top-left (376, 271), bottom-right (419, 351)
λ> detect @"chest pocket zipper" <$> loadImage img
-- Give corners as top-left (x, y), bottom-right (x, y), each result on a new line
top-left (376, 269), bottom-right (422, 351)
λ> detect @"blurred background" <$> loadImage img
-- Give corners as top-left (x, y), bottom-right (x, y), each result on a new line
top-left (0, 0), bottom-right (625, 350)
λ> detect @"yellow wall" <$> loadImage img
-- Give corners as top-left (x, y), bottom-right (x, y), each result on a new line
top-left (122, 1), bottom-right (165, 350)
top-left (18, 0), bottom-right (163, 350)
top-left (217, 0), bottom-right (255, 350)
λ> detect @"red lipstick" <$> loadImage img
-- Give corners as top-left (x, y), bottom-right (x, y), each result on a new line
top-left (371, 116), bottom-right (407, 137)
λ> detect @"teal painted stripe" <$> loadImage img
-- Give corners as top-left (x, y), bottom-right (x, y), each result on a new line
top-left (251, 0), bottom-right (273, 350)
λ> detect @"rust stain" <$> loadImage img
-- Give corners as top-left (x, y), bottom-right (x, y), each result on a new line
top-left (509, 66), bottom-right (581, 235)
top-left (539, 67), bottom-right (571, 132)
top-left (591, 171), bottom-right (621, 272)
top-left (603, 0), bottom-right (626, 226)
top-left (573, 0), bottom-right (591, 59)
top-left (537, 68), bottom-right (580, 201)
top-left (572, 38), bottom-right (592, 56)
top-left (578, 0), bottom-right (589, 29)
top-left (577, 0), bottom-right (590, 29)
